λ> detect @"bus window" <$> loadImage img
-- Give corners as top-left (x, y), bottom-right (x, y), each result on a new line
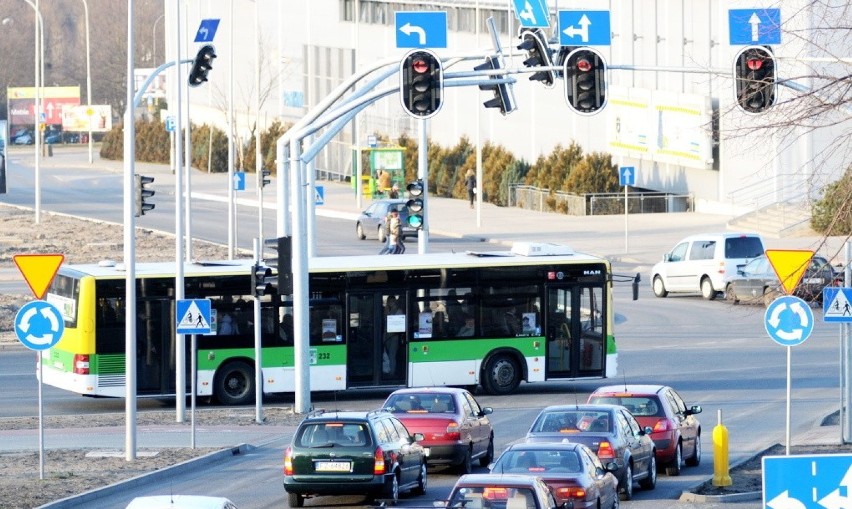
top-left (310, 304), bottom-right (342, 344)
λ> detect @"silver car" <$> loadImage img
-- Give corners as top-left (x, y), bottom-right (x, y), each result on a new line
top-left (355, 199), bottom-right (418, 242)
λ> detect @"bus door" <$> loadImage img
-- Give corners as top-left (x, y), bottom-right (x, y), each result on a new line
top-left (136, 299), bottom-right (177, 395)
top-left (346, 293), bottom-right (407, 387)
top-left (544, 286), bottom-right (605, 378)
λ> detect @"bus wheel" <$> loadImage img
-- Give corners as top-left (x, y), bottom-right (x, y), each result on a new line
top-left (214, 360), bottom-right (255, 405)
top-left (482, 355), bottom-right (520, 395)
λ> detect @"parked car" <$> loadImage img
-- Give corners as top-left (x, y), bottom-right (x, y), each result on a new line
top-left (447, 473), bottom-right (564, 509)
top-left (355, 199), bottom-right (418, 242)
top-left (588, 384), bottom-right (702, 476)
top-left (651, 232), bottom-right (765, 300)
top-left (525, 404), bottom-right (656, 500)
top-left (12, 132), bottom-right (33, 145)
top-left (488, 442), bottom-right (619, 509)
top-left (44, 131), bottom-right (62, 144)
top-left (125, 495), bottom-right (238, 509)
top-left (382, 387), bottom-right (494, 473)
top-left (282, 409), bottom-right (427, 507)
top-left (724, 254), bottom-right (838, 306)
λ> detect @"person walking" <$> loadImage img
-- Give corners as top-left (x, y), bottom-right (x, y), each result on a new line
top-left (464, 169), bottom-right (476, 209)
top-left (389, 209), bottom-right (405, 254)
top-left (379, 210), bottom-right (394, 254)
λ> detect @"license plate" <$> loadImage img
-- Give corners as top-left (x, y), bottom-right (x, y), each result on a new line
top-left (315, 461), bottom-right (351, 472)
top-left (803, 278), bottom-right (822, 284)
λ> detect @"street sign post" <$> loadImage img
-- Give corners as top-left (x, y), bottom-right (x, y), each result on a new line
top-left (558, 10), bottom-right (611, 46)
top-left (194, 19), bottom-right (220, 43)
top-left (176, 299), bottom-right (212, 335)
top-left (15, 300), bottom-right (65, 350)
top-left (763, 454), bottom-right (852, 508)
top-left (729, 9), bottom-right (781, 45)
top-left (619, 166), bottom-right (635, 187)
top-left (512, 0), bottom-right (550, 28)
top-left (765, 249), bottom-right (814, 295)
top-left (13, 254), bottom-right (64, 300)
top-left (395, 11), bottom-right (448, 49)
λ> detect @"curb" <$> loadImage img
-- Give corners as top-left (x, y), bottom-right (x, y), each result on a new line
top-left (679, 490), bottom-right (762, 503)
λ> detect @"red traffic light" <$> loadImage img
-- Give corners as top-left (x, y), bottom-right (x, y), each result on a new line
top-left (412, 59), bottom-right (429, 74)
top-left (576, 59), bottom-right (593, 72)
top-left (746, 57), bottom-right (764, 71)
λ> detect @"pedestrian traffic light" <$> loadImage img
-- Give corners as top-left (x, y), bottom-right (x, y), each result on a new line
top-left (277, 236), bottom-right (292, 296)
top-left (251, 263), bottom-right (275, 298)
top-left (734, 45), bottom-right (776, 114)
top-left (258, 168), bottom-right (271, 188)
top-left (399, 50), bottom-right (443, 119)
top-left (134, 174), bottom-right (155, 217)
top-left (563, 47), bottom-right (607, 115)
top-left (474, 56), bottom-right (517, 115)
top-left (517, 29), bottom-right (555, 88)
top-left (405, 180), bottom-right (425, 229)
top-left (188, 44), bottom-right (217, 87)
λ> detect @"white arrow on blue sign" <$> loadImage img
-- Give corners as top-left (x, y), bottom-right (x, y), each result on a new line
top-left (619, 166), bottom-right (635, 187)
top-left (729, 9), bottom-right (781, 45)
top-left (395, 11), bottom-right (448, 49)
top-left (512, 0), bottom-right (550, 28)
top-left (15, 300), bottom-right (65, 351)
top-left (558, 11), bottom-right (611, 46)
top-left (763, 454), bottom-right (852, 509)
top-left (764, 295), bottom-right (813, 347)
top-left (233, 171), bottom-right (246, 191)
top-left (194, 19), bottom-right (220, 43)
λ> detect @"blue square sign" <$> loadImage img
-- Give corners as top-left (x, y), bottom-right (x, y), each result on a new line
top-left (729, 9), bottom-right (781, 45)
top-left (763, 454), bottom-right (852, 508)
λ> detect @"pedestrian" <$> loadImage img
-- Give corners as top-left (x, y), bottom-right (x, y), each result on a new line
top-left (379, 210), bottom-right (394, 254)
top-left (377, 170), bottom-right (391, 195)
top-left (388, 183), bottom-right (400, 199)
top-left (383, 295), bottom-right (404, 375)
top-left (464, 169), bottom-right (476, 209)
top-left (389, 209), bottom-right (405, 254)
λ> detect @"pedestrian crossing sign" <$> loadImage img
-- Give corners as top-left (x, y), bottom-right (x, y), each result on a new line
top-left (176, 298), bottom-right (212, 334)
top-left (823, 288), bottom-right (852, 323)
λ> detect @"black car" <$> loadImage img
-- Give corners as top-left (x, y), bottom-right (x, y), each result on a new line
top-left (355, 199), bottom-right (418, 242)
top-left (283, 409), bottom-right (428, 507)
top-left (724, 254), bottom-right (838, 306)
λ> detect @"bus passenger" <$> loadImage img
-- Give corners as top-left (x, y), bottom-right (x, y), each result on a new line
top-left (457, 315), bottom-right (475, 337)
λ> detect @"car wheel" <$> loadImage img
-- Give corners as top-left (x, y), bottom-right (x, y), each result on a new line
top-left (378, 225), bottom-right (387, 243)
top-left (619, 463), bottom-right (633, 501)
top-left (725, 283), bottom-right (738, 304)
top-left (652, 276), bottom-right (668, 298)
top-left (639, 453), bottom-right (657, 489)
top-left (383, 472), bottom-right (399, 505)
top-left (701, 278), bottom-right (717, 300)
top-left (482, 354), bottom-right (521, 395)
top-left (287, 493), bottom-right (304, 508)
top-left (479, 435), bottom-right (494, 467)
top-left (686, 434), bottom-right (702, 466)
top-left (457, 447), bottom-right (473, 475)
top-left (356, 223), bottom-right (366, 240)
top-left (214, 360), bottom-right (255, 405)
top-left (413, 462), bottom-right (427, 495)
top-left (666, 442), bottom-right (683, 476)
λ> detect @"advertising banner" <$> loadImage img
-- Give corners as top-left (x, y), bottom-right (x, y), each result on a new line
top-left (62, 105), bottom-right (113, 132)
top-left (7, 86), bottom-right (81, 126)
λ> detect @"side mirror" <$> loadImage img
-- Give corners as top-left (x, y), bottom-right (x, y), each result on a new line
top-left (412, 432), bottom-right (425, 442)
top-left (481, 407), bottom-right (494, 416)
top-left (686, 405), bottom-right (702, 416)
top-left (642, 426), bottom-right (654, 436)
top-left (663, 253), bottom-right (672, 262)
top-left (603, 461), bottom-right (619, 473)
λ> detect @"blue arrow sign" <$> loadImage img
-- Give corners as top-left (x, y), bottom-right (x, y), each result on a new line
top-left (619, 166), bottom-right (635, 187)
top-left (315, 185), bottom-right (325, 206)
top-left (395, 11), bottom-right (448, 49)
top-left (763, 454), bottom-right (852, 509)
top-left (764, 295), bottom-right (813, 346)
top-left (194, 19), bottom-right (220, 43)
top-left (15, 300), bottom-right (65, 351)
top-left (233, 171), bottom-right (246, 191)
top-left (176, 299), bottom-right (212, 335)
top-left (558, 11), bottom-right (611, 46)
top-left (729, 9), bottom-right (781, 45)
top-left (512, 0), bottom-right (550, 28)
top-left (823, 287), bottom-right (852, 323)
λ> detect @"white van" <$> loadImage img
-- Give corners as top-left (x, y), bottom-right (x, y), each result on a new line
top-left (651, 233), bottom-right (765, 300)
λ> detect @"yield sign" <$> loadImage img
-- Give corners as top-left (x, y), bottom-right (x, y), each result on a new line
top-left (13, 254), bottom-right (65, 300)
top-left (765, 249), bottom-right (814, 295)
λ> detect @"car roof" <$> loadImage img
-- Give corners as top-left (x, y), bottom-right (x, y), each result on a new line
top-left (386, 387), bottom-right (467, 396)
top-left (125, 495), bottom-right (235, 509)
top-left (678, 232), bottom-right (762, 241)
top-left (454, 473), bottom-right (545, 488)
top-left (539, 404), bottom-right (623, 413)
top-left (592, 384), bottom-right (667, 396)
top-left (302, 410), bottom-right (387, 422)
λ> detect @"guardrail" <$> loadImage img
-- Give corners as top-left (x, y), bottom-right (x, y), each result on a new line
top-left (509, 185), bottom-right (694, 216)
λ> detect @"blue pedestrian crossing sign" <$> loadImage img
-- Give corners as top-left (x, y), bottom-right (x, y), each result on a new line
top-left (765, 295), bottom-right (813, 347)
top-left (619, 166), bottom-right (635, 187)
top-left (395, 11), bottom-right (448, 49)
top-left (729, 9), bottom-right (781, 45)
top-left (233, 171), bottom-right (246, 191)
top-left (512, 0), bottom-right (550, 28)
top-left (558, 11), bottom-right (611, 46)
top-left (823, 287), bottom-right (852, 323)
top-left (763, 454), bottom-right (852, 509)
top-left (15, 300), bottom-right (65, 351)
top-left (315, 185), bottom-right (325, 205)
top-left (176, 299), bottom-right (212, 335)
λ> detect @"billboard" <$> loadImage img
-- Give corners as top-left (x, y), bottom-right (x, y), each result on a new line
top-left (62, 105), bottom-right (113, 132)
top-left (7, 86), bottom-right (81, 126)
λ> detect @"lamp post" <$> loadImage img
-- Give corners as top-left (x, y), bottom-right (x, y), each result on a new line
top-left (22, 0), bottom-right (44, 224)
top-left (80, 0), bottom-right (92, 164)
top-left (152, 13), bottom-right (164, 64)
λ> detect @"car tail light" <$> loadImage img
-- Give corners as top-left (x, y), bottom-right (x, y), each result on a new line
top-left (652, 418), bottom-right (673, 433)
top-left (73, 354), bottom-right (90, 375)
top-left (283, 447), bottom-right (293, 475)
top-left (483, 487), bottom-right (509, 500)
top-left (445, 422), bottom-right (461, 441)
top-left (555, 486), bottom-right (586, 499)
top-left (717, 261), bottom-right (725, 274)
top-left (374, 446), bottom-right (386, 475)
top-left (597, 440), bottom-right (616, 460)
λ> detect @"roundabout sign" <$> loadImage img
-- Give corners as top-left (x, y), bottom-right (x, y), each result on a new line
top-left (15, 300), bottom-right (65, 351)
top-left (764, 295), bottom-right (813, 347)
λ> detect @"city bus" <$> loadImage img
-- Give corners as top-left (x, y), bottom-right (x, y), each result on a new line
top-left (39, 242), bottom-right (616, 404)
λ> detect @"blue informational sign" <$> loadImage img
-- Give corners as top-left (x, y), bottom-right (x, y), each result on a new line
top-left (619, 166), bottom-right (636, 187)
top-left (823, 287), bottom-right (852, 323)
top-left (764, 295), bottom-right (813, 347)
top-left (512, 0), bottom-right (550, 28)
top-left (165, 116), bottom-right (176, 133)
top-left (315, 185), bottom-right (325, 206)
top-left (395, 11), bottom-right (448, 49)
top-left (558, 11), bottom-right (611, 46)
top-left (176, 299), bottom-right (212, 335)
top-left (729, 9), bottom-right (781, 45)
top-left (194, 19), bottom-right (220, 43)
top-left (15, 300), bottom-right (65, 351)
top-left (763, 454), bottom-right (852, 509)
top-left (233, 171), bottom-right (246, 191)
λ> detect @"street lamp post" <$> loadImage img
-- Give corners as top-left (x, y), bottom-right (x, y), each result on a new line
top-left (22, 0), bottom-right (44, 224)
top-left (152, 13), bottom-right (164, 64)
top-left (80, 0), bottom-right (92, 164)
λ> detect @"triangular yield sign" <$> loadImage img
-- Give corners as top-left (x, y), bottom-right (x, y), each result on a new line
top-left (765, 249), bottom-right (814, 295)
top-left (13, 254), bottom-right (65, 300)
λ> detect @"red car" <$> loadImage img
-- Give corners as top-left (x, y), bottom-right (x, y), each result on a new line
top-left (588, 384), bottom-right (702, 476)
top-left (382, 387), bottom-right (494, 473)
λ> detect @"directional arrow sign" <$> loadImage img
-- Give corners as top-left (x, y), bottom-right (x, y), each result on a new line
top-left (558, 10), bottom-right (611, 46)
top-left (512, 0), bottom-right (550, 28)
top-left (765, 295), bottom-right (813, 347)
top-left (15, 300), bottom-right (65, 350)
top-left (395, 11), bottom-right (448, 49)
top-left (729, 9), bottom-right (781, 45)
top-left (194, 19), bottom-right (220, 43)
top-left (619, 166), bottom-right (635, 187)
top-left (13, 254), bottom-right (64, 300)
top-left (233, 171), bottom-right (246, 191)
top-left (765, 249), bottom-right (813, 295)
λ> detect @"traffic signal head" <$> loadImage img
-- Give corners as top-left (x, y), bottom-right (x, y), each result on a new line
top-left (399, 50), bottom-right (443, 119)
top-left (517, 29), bottom-right (555, 88)
top-left (563, 48), bottom-right (607, 115)
top-left (405, 180), bottom-right (425, 229)
top-left (251, 263), bottom-right (275, 298)
top-left (734, 45), bottom-right (776, 114)
top-left (188, 45), bottom-right (217, 87)
top-left (134, 174), bottom-right (155, 217)
top-left (258, 168), bottom-right (271, 188)
top-left (474, 56), bottom-right (517, 116)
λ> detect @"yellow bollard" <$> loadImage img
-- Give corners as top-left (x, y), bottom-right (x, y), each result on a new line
top-left (712, 409), bottom-right (732, 487)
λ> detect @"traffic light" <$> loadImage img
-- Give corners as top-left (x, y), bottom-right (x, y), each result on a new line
top-left (517, 29), bottom-right (555, 87)
top-left (251, 263), bottom-right (275, 298)
top-left (188, 44), bottom-right (217, 87)
top-left (563, 48), bottom-right (607, 115)
top-left (405, 180), bottom-right (425, 229)
top-left (277, 236), bottom-right (292, 296)
top-left (474, 56), bottom-right (517, 115)
top-left (734, 45), bottom-right (776, 114)
top-left (134, 174), bottom-right (155, 216)
top-left (258, 168), bottom-right (271, 188)
top-left (399, 50), bottom-right (443, 119)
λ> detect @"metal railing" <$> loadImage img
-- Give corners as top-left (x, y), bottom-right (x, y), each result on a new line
top-left (509, 185), bottom-right (694, 216)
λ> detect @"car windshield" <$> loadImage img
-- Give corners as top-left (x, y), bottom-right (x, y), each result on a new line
top-left (385, 393), bottom-right (456, 414)
top-left (296, 422), bottom-right (370, 447)
top-left (493, 450), bottom-right (582, 474)
top-left (449, 486), bottom-right (539, 509)
top-left (532, 410), bottom-right (611, 433)
top-left (590, 396), bottom-right (663, 417)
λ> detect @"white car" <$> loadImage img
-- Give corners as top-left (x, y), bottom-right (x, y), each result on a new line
top-left (125, 495), bottom-right (238, 509)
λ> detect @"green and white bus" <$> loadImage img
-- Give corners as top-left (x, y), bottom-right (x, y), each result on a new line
top-left (39, 243), bottom-right (616, 404)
